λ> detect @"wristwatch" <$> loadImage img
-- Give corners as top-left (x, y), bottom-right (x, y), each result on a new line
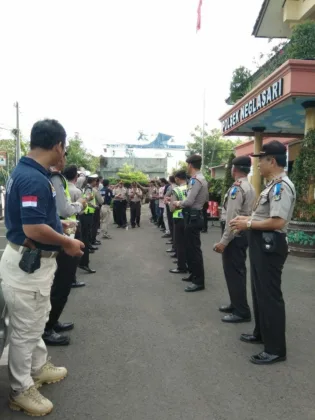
top-left (247, 219), bottom-right (252, 229)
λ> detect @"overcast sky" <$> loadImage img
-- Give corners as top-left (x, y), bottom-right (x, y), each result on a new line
top-left (0, 0), bottom-right (271, 154)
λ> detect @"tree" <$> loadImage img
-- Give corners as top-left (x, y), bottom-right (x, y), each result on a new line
top-left (66, 134), bottom-right (100, 174)
top-left (229, 66), bottom-right (252, 104)
top-left (171, 160), bottom-right (188, 174)
top-left (116, 163), bottom-right (149, 186)
top-left (221, 153), bottom-right (235, 203)
top-left (188, 127), bottom-right (241, 172)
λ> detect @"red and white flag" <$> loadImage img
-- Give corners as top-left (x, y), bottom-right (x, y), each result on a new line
top-left (196, 0), bottom-right (203, 32)
top-left (22, 196), bottom-right (38, 208)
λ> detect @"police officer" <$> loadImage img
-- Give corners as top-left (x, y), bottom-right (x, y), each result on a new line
top-left (0, 119), bottom-right (84, 416)
top-left (214, 156), bottom-right (256, 323)
top-left (173, 154), bottom-right (208, 292)
top-left (78, 175), bottom-right (98, 274)
top-left (169, 170), bottom-right (188, 274)
top-left (230, 141), bottom-right (296, 365)
top-left (113, 181), bottom-right (128, 228)
top-left (43, 158), bottom-right (86, 346)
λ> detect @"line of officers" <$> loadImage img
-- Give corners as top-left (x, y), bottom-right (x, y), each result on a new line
top-left (155, 142), bottom-right (296, 366)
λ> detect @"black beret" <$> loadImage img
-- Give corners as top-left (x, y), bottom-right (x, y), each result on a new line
top-left (186, 154), bottom-right (202, 164)
top-left (232, 156), bottom-right (251, 167)
top-left (251, 140), bottom-right (286, 157)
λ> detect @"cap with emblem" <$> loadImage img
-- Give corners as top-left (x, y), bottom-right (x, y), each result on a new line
top-left (232, 156), bottom-right (251, 167)
top-left (89, 174), bottom-right (99, 179)
top-left (251, 140), bottom-right (287, 157)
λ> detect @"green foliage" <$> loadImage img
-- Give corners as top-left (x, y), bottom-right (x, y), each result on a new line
top-left (116, 163), bottom-right (148, 184)
top-left (221, 153), bottom-right (235, 203)
top-left (66, 134), bottom-right (100, 174)
top-left (229, 66), bottom-right (252, 104)
top-left (287, 230), bottom-right (315, 246)
top-left (291, 129), bottom-right (315, 222)
top-left (208, 178), bottom-right (223, 202)
top-left (286, 21), bottom-right (315, 60)
top-left (171, 160), bottom-right (188, 175)
top-left (188, 127), bottom-right (241, 171)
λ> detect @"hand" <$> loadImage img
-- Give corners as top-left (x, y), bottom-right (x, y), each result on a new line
top-left (61, 220), bottom-right (71, 234)
top-left (78, 198), bottom-right (87, 209)
top-left (213, 243), bottom-right (226, 254)
top-left (229, 216), bottom-right (249, 231)
top-left (173, 201), bottom-right (181, 208)
top-left (63, 238), bottom-right (85, 257)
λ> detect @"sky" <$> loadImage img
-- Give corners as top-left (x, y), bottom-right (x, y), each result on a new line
top-left (0, 0), bottom-right (273, 155)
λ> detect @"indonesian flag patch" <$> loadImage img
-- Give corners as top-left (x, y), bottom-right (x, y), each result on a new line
top-left (22, 196), bottom-right (38, 207)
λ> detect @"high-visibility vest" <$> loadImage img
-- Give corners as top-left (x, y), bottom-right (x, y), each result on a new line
top-left (51, 172), bottom-right (77, 221)
top-left (83, 186), bottom-right (96, 215)
top-left (172, 184), bottom-right (187, 219)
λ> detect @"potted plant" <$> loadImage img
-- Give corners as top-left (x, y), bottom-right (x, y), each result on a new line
top-left (287, 129), bottom-right (315, 257)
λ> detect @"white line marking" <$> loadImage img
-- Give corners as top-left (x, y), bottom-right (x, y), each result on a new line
top-left (0, 346), bottom-right (8, 366)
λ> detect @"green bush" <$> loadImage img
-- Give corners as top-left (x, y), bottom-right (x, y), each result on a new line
top-left (291, 129), bottom-right (315, 222)
top-left (285, 21), bottom-right (315, 60)
top-left (208, 178), bottom-right (223, 202)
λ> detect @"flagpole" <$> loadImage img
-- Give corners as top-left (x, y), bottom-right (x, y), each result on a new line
top-left (201, 88), bottom-right (206, 172)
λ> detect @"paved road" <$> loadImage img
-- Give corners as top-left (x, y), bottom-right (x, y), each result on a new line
top-left (0, 210), bottom-right (315, 420)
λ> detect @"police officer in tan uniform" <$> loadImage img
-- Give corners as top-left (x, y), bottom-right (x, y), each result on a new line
top-left (230, 141), bottom-right (296, 365)
top-left (173, 154), bottom-right (208, 292)
top-left (214, 156), bottom-right (256, 323)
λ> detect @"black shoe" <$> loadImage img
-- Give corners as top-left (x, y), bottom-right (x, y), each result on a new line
top-left (185, 283), bottom-right (205, 292)
top-left (162, 234), bottom-right (171, 238)
top-left (165, 241), bottom-right (173, 245)
top-left (137, 224), bottom-right (140, 227)
top-left (240, 334), bottom-right (263, 344)
top-left (93, 240), bottom-right (101, 245)
top-left (182, 274), bottom-right (193, 282)
top-left (222, 314), bottom-right (251, 323)
top-left (169, 268), bottom-right (187, 274)
top-left (170, 253), bottom-right (177, 258)
top-left (250, 352), bottom-right (286, 365)
top-left (53, 321), bottom-right (74, 332)
top-left (89, 249), bottom-right (95, 254)
top-left (173, 260), bottom-right (178, 264)
top-left (132, 225), bottom-right (136, 229)
top-left (89, 245), bottom-right (98, 251)
top-left (166, 248), bottom-right (174, 253)
top-left (43, 330), bottom-right (70, 346)
top-left (219, 304), bottom-right (234, 313)
top-left (71, 281), bottom-right (85, 288)
top-left (79, 265), bottom-right (96, 274)
top-left (201, 230), bottom-right (208, 233)
top-left (117, 225), bottom-right (121, 228)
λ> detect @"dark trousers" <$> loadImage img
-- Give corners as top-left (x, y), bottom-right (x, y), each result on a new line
top-left (249, 230), bottom-right (288, 356)
top-left (184, 219), bottom-right (205, 286)
top-left (79, 213), bottom-right (93, 266)
top-left (46, 250), bottom-right (78, 330)
top-left (202, 202), bottom-right (208, 232)
top-left (91, 206), bottom-right (100, 243)
top-left (130, 201), bottom-right (141, 226)
top-left (222, 234), bottom-right (250, 318)
top-left (158, 208), bottom-right (165, 229)
top-left (149, 199), bottom-right (156, 221)
top-left (115, 200), bottom-right (127, 227)
top-left (113, 201), bottom-right (118, 224)
top-left (166, 205), bottom-right (173, 240)
top-left (174, 218), bottom-right (186, 270)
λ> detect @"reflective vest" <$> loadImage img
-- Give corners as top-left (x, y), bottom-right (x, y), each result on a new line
top-left (83, 186), bottom-right (96, 214)
top-left (172, 184), bottom-right (187, 219)
top-left (64, 180), bottom-right (77, 221)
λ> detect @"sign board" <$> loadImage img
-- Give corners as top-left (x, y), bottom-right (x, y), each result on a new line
top-left (222, 78), bottom-right (284, 133)
top-left (0, 152), bottom-right (7, 167)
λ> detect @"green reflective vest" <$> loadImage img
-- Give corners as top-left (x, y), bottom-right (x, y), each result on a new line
top-left (83, 186), bottom-right (96, 214)
top-left (172, 184), bottom-right (187, 219)
top-left (64, 180), bottom-right (77, 221)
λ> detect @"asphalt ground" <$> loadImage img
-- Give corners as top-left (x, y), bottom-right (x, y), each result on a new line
top-left (0, 208), bottom-right (315, 420)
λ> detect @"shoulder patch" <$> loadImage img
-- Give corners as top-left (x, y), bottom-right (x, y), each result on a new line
top-left (273, 182), bottom-right (282, 201)
top-left (230, 186), bottom-right (238, 200)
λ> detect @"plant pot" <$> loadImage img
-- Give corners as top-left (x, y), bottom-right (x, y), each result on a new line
top-left (287, 221), bottom-right (315, 258)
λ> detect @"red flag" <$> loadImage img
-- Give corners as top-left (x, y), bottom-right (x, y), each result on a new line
top-left (196, 0), bottom-right (203, 32)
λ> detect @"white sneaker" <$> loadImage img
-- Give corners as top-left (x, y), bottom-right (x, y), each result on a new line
top-left (33, 358), bottom-right (67, 388)
top-left (9, 385), bottom-right (53, 416)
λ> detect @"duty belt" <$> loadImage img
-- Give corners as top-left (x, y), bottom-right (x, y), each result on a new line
top-left (8, 242), bottom-right (58, 258)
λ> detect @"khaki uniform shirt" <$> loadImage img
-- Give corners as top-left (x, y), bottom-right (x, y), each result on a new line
top-left (180, 172), bottom-right (208, 210)
top-left (251, 172), bottom-right (296, 233)
top-left (220, 177), bottom-right (256, 246)
top-left (128, 188), bottom-right (143, 202)
top-left (113, 187), bottom-right (127, 201)
top-left (93, 187), bottom-right (103, 206)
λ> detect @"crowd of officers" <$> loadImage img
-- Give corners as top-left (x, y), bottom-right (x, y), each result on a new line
top-left (0, 116), bottom-right (297, 417)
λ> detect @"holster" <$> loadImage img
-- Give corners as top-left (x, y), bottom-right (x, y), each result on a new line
top-left (261, 231), bottom-right (277, 253)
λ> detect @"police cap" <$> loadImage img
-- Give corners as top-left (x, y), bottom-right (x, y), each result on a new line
top-left (251, 140), bottom-right (286, 157)
top-left (232, 156), bottom-right (251, 168)
top-left (186, 154), bottom-right (202, 164)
